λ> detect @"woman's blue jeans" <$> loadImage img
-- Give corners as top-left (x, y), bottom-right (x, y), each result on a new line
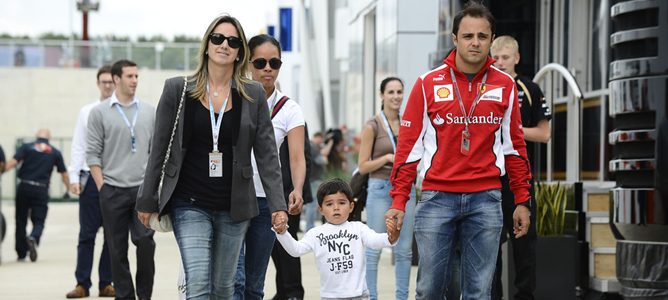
top-left (172, 199), bottom-right (249, 300)
top-left (365, 178), bottom-right (416, 300)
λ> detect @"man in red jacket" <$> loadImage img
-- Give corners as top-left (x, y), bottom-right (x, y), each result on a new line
top-left (385, 1), bottom-right (532, 299)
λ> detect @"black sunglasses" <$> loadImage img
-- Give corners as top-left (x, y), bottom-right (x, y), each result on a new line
top-left (209, 32), bottom-right (242, 49)
top-left (251, 58), bottom-right (283, 70)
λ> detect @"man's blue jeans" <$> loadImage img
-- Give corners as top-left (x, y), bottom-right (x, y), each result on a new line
top-left (414, 189), bottom-right (503, 300)
top-left (365, 178), bottom-right (416, 300)
top-left (233, 197), bottom-right (275, 300)
top-left (172, 198), bottom-right (249, 300)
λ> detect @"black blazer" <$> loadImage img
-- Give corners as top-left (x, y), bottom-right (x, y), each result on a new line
top-left (136, 76), bottom-right (286, 221)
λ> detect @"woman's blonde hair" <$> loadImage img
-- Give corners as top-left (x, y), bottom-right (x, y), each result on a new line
top-left (190, 14), bottom-right (253, 101)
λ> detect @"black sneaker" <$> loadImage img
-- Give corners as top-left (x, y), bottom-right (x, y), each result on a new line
top-left (26, 236), bottom-right (38, 262)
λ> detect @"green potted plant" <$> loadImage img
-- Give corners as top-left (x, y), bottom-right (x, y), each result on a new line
top-left (532, 181), bottom-right (579, 300)
top-left (535, 181), bottom-right (569, 236)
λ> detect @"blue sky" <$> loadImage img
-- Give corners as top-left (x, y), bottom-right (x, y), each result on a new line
top-left (0, 0), bottom-right (275, 40)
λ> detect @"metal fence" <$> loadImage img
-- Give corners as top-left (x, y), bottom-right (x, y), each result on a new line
top-left (0, 39), bottom-right (200, 71)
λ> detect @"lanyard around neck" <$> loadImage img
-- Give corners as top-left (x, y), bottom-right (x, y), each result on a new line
top-left (114, 102), bottom-right (139, 152)
top-left (449, 68), bottom-right (488, 134)
top-left (207, 83), bottom-right (230, 152)
top-left (380, 111), bottom-right (397, 153)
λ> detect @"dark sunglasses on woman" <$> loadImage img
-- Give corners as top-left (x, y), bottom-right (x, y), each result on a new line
top-left (209, 32), bottom-right (242, 49)
top-left (251, 58), bottom-right (283, 70)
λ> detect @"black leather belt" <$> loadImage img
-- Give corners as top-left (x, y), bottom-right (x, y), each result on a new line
top-left (19, 179), bottom-right (48, 188)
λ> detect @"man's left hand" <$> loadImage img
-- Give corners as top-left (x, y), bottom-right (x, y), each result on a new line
top-left (513, 205), bottom-right (531, 238)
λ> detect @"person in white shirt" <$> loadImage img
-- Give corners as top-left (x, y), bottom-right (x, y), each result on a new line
top-left (66, 65), bottom-right (116, 298)
top-left (234, 34), bottom-right (307, 300)
top-left (274, 178), bottom-right (399, 300)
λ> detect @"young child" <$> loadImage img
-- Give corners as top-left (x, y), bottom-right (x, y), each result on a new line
top-left (273, 178), bottom-right (400, 300)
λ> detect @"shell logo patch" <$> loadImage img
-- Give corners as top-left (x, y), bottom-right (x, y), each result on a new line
top-left (434, 84), bottom-right (453, 102)
top-left (437, 87), bottom-right (450, 98)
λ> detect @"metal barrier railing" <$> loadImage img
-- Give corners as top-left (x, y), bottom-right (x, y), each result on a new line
top-left (0, 39), bottom-right (200, 71)
top-left (533, 63), bottom-right (585, 183)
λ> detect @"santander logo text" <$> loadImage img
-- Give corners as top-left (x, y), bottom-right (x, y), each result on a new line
top-left (444, 112), bottom-right (503, 125)
top-left (433, 113), bottom-right (445, 125)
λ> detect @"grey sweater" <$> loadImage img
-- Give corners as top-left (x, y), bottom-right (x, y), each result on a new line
top-left (86, 98), bottom-right (155, 187)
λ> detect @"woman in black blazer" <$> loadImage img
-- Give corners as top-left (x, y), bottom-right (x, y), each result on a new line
top-left (136, 14), bottom-right (287, 299)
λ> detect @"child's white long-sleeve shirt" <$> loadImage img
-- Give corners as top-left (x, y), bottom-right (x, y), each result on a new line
top-left (275, 221), bottom-right (392, 298)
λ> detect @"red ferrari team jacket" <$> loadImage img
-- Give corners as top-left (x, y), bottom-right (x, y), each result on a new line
top-left (390, 50), bottom-right (532, 210)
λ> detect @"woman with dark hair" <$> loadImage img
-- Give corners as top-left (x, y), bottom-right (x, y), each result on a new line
top-left (135, 15), bottom-right (287, 299)
top-left (357, 77), bottom-right (416, 300)
top-left (321, 128), bottom-right (349, 180)
top-left (233, 33), bottom-right (307, 300)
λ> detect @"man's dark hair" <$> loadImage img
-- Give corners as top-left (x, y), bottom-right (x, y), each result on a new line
top-left (317, 178), bottom-right (353, 206)
top-left (111, 59), bottom-right (137, 78)
top-left (96, 65), bottom-right (112, 81)
top-left (248, 34), bottom-right (282, 58)
top-left (452, 1), bottom-right (495, 36)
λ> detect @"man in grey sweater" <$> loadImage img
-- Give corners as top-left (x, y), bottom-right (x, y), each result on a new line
top-left (87, 59), bottom-right (156, 300)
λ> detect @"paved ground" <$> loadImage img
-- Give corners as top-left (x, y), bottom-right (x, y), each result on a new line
top-left (0, 201), bottom-right (417, 299)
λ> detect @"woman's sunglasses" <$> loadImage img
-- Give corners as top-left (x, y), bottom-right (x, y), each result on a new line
top-left (251, 58), bottom-right (283, 70)
top-left (209, 33), bottom-right (242, 49)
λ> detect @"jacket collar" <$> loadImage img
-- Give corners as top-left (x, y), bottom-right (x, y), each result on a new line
top-left (443, 49), bottom-right (496, 81)
top-left (109, 91), bottom-right (139, 107)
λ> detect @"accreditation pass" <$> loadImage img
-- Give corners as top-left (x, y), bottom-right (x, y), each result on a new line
top-left (209, 151), bottom-right (223, 177)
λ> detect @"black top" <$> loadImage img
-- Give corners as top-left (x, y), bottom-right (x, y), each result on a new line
top-left (14, 138), bottom-right (66, 184)
top-left (463, 72), bottom-right (476, 82)
top-left (0, 145), bottom-right (5, 163)
top-left (173, 92), bottom-right (241, 211)
top-left (516, 75), bottom-right (552, 174)
top-left (279, 124), bottom-right (313, 204)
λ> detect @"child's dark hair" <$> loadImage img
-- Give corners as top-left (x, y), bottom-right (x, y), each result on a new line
top-left (317, 178), bottom-right (353, 206)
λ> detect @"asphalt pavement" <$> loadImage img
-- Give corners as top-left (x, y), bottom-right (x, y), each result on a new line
top-left (0, 201), bottom-right (417, 299)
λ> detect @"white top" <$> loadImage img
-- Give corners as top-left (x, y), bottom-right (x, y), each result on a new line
top-left (275, 221), bottom-right (393, 298)
top-left (67, 100), bottom-right (102, 183)
top-left (251, 89), bottom-right (305, 197)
